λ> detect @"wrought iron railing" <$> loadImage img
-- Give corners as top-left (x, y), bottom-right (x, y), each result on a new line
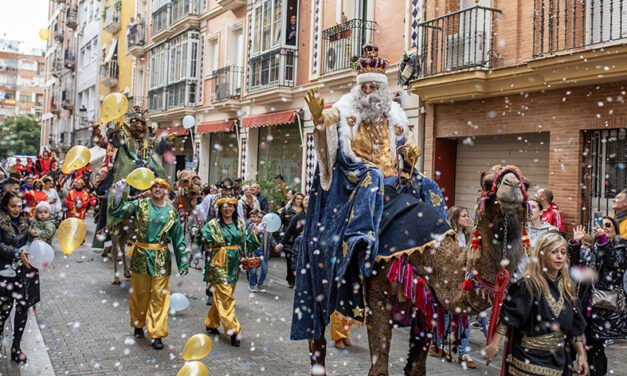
top-left (321, 19), bottom-right (376, 74)
top-left (128, 23), bottom-right (146, 47)
top-left (101, 60), bottom-right (119, 86)
top-left (211, 66), bottom-right (243, 102)
top-left (417, 5), bottom-right (501, 77)
top-left (533, 0), bottom-right (627, 57)
top-left (247, 48), bottom-right (296, 93)
top-left (581, 128), bottom-right (627, 228)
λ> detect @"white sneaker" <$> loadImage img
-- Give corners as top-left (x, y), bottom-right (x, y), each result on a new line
top-left (257, 286), bottom-right (267, 293)
top-left (248, 286), bottom-right (257, 292)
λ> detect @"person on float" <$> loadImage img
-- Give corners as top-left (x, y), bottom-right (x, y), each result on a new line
top-left (291, 42), bottom-right (449, 359)
top-left (109, 178), bottom-right (189, 350)
top-left (199, 196), bottom-right (259, 347)
top-left (36, 149), bottom-right (57, 177)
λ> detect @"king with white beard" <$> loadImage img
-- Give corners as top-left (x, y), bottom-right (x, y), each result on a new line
top-left (291, 43), bottom-right (449, 351)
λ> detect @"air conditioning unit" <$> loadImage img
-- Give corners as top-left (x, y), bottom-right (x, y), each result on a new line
top-left (445, 32), bottom-right (486, 70)
top-left (326, 42), bottom-right (344, 73)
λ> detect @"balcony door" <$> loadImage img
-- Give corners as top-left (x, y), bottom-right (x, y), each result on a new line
top-left (341, 0), bottom-right (369, 22)
top-left (446, 0), bottom-right (491, 70)
top-left (228, 27), bottom-right (244, 94)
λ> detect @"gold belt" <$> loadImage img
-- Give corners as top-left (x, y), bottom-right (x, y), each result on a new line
top-left (210, 245), bottom-right (239, 267)
top-left (520, 331), bottom-right (565, 352)
top-left (127, 242), bottom-right (169, 256)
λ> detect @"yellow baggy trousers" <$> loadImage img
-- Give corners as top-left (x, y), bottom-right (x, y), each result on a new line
top-left (129, 272), bottom-right (170, 339)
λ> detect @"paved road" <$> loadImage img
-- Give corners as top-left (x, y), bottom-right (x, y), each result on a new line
top-left (6, 218), bottom-right (625, 375)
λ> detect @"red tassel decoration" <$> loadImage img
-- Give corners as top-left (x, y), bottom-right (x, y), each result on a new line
top-left (486, 267), bottom-right (510, 344)
top-left (461, 278), bottom-right (475, 291)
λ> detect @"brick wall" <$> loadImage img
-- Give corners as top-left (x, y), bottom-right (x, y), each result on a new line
top-left (424, 81), bottom-right (627, 232)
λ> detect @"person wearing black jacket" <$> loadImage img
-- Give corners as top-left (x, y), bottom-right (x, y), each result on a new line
top-left (276, 195), bottom-right (308, 288)
top-left (0, 191), bottom-right (40, 364)
top-left (569, 218), bottom-right (627, 376)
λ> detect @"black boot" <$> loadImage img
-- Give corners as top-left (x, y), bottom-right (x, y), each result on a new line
top-left (151, 338), bottom-right (164, 350)
top-left (134, 328), bottom-right (145, 339)
top-left (206, 327), bottom-right (219, 335)
top-left (230, 334), bottom-right (240, 347)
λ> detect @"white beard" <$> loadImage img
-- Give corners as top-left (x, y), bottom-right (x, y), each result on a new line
top-left (350, 84), bottom-right (393, 123)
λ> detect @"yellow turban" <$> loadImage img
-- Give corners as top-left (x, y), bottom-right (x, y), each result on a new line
top-left (216, 197), bottom-right (238, 207)
top-left (151, 178), bottom-right (171, 191)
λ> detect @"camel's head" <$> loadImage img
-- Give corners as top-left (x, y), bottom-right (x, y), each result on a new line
top-left (475, 165), bottom-right (530, 276)
top-left (480, 165), bottom-right (529, 214)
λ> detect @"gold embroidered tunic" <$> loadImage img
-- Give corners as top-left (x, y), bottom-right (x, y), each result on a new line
top-left (351, 117), bottom-right (397, 178)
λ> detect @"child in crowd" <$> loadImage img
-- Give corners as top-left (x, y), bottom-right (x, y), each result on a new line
top-left (28, 202), bottom-right (57, 244)
top-left (247, 209), bottom-right (274, 293)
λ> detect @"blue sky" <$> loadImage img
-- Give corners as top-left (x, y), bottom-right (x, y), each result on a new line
top-left (0, 0), bottom-right (48, 49)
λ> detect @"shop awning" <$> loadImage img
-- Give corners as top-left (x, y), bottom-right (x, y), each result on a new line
top-left (197, 119), bottom-right (235, 134)
top-left (241, 109), bottom-right (298, 129)
top-left (104, 38), bottom-right (118, 63)
top-left (154, 127), bottom-right (188, 137)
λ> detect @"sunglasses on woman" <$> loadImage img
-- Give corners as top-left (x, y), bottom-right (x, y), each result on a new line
top-left (603, 222), bottom-right (614, 229)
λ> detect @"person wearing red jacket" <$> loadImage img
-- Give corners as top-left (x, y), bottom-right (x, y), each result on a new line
top-left (535, 188), bottom-right (565, 234)
top-left (36, 150), bottom-right (56, 176)
top-left (23, 180), bottom-right (48, 217)
top-left (65, 179), bottom-right (96, 220)
top-left (13, 159), bottom-right (25, 176)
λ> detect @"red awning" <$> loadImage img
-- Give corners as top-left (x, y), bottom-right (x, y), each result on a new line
top-left (242, 109), bottom-right (298, 129)
top-left (197, 119), bottom-right (235, 134)
top-left (154, 127), bottom-right (188, 137)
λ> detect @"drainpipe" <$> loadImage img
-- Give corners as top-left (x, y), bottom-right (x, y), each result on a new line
top-left (419, 104), bottom-right (426, 173)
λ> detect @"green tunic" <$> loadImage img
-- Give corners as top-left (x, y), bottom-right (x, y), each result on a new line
top-left (110, 198), bottom-right (188, 277)
top-left (29, 219), bottom-right (57, 244)
top-left (201, 219), bottom-right (259, 285)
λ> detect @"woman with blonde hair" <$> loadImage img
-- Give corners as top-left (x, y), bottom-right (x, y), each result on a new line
top-left (484, 232), bottom-right (589, 375)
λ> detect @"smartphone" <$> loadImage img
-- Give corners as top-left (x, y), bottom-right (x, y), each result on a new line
top-left (594, 217), bottom-right (603, 228)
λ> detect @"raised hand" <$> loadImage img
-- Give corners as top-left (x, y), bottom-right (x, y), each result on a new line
top-left (572, 225), bottom-right (587, 242)
top-left (305, 89), bottom-right (325, 127)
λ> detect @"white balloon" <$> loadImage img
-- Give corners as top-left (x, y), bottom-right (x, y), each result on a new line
top-left (170, 292), bottom-right (190, 312)
top-left (182, 115), bottom-right (196, 129)
top-left (262, 213), bottom-right (282, 233)
top-left (28, 240), bottom-right (55, 270)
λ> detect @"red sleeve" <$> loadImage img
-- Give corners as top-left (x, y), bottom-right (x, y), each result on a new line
top-left (555, 211), bottom-right (565, 233)
top-left (66, 191), bottom-right (75, 211)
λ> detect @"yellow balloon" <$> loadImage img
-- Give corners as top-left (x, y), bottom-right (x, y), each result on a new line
top-left (39, 28), bottom-right (49, 41)
top-left (182, 334), bottom-right (212, 361)
top-left (126, 167), bottom-right (155, 191)
top-left (61, 146), bottom-right (91, 174)
top-left (57, 218), bottom-right (87, 255)
top-left (101, 93), bottom-right (129, 123)
top-left (176, 361), bottom-right (208, 376)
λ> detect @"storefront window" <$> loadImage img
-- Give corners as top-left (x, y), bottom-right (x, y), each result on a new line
top-left (257, 123), bottom-right (302, 188)
top-left (208, 132), bottom-right (239, 184)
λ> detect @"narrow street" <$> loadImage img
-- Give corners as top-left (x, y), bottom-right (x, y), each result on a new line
top-left (27, 219), bottom-right (506, 375)
top-left (0, 219), bottom-right (618, 375)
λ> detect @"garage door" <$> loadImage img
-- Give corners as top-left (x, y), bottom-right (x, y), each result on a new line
top-left (454, 133), bottom-right (550, 214)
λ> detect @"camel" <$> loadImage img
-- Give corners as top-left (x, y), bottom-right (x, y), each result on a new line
top-left (309, 165), bottom-right (530, 376)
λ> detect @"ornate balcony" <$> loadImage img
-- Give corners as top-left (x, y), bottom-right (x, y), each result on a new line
top-left (127, 24), bottom-right (146, 57)
top-left (321, 19), bottom-right (375, 75)
top-left (104, 7), bottom-right (121, 34)
top-left (533, 0), bottom-right (627, 57)
top-left (66, 8), bottom-right (78, 29)
top-left (416, 4), bottom-right (501, 77)
top-left (101, 60), bottom-right (119, 87)
top-left (64, 50), bottom-right (76, 70)
top-left (247, 48), bottom-right (297, 98)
